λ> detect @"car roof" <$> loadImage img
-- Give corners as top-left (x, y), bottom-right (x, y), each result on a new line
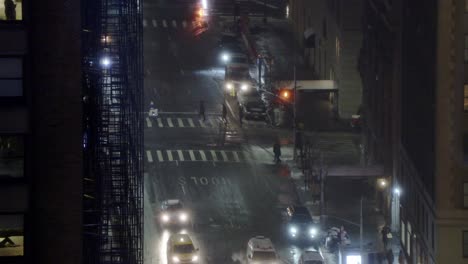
top-left (169, 234), bottom-right (193, 246)
top-left (163, 199), bottom-right (181, 205)
top-left (302, 251), bottom-right (324, 261)
top-left (248, 236), bottom-right (275, 252)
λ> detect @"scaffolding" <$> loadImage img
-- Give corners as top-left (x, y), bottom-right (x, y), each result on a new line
top-left (82, 0), bottom-right (144, 263)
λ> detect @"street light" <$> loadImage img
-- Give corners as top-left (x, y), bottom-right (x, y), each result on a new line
top-left (394, 187), bottom-right (401, 196)
top-left (100, 56), bottom-right (112, 68)
top-left (221, 52), bottom-right (230, 63)
top-left (378, 178), bottom-right (387, 188)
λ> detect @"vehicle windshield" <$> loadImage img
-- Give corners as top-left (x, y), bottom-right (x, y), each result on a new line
top-left (291, 213), bottom-right (312, 223)
top-left (166, 203), bottom-right (183, 210)
top-left (173, 244), bottom-right (195, 254)
top-left (227, 70), bottom-right (249, 80)
top-left (252, 251), bottom-right (276, 261)
top-left (230, 57), bottom-right (247, 64)
top-left (246, 101), bottom-right (265, 109)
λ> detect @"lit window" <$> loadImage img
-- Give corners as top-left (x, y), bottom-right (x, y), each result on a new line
top-left (0, 0), bottom-right (22, 21)
top-left (0, 57), bottom-right (22, 97)
top-left (0, 214), bottom-right (24, 256)
top-left (464, 183), bottom-right (468, 208)
top-left (0, 135), bottom-right (24, 179)
top-left (463, 231), bottom-right (468, 257)
top-left (464, 85), bottom-right (468, 111)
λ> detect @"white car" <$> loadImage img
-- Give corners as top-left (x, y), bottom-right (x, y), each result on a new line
top-left (246, 236), bottom-right (279, 264)
top-left (299, 250), bottom-right (324, 264)
top-left (159, 199), bottom-right (190, 226)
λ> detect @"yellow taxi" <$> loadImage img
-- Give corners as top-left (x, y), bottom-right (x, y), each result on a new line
top-left (167, 234), bottom-right (199, 263)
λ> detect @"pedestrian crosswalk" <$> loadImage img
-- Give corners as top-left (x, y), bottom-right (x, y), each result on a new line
top-left (145, 116), bottom-right (269, 129)
top-left (146, 149), bottom-right (253, 163)
top-left (143, 18), bottom-right (206, 31)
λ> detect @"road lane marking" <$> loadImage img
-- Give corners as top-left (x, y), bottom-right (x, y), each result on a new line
top-left (199, 120), bottom-right (206, 127)
top-left (157, 150), bottom-right (164, 162)
top-left (152, 19), bottom-right (157, 27)
top-left (177, 150), bottom-right (184, 161)
top-left (221, 151), bottom-right (228, 162)
top-left (163, 20), bottom-right (167, 28)
top-left (211, 150), bottom-right (218, 161)
top-left (167, 118), bottom-right (174, 127)
top-left (189, 150), bottom-right (196, 161)
top-left (199, 150), bottom-right (207, 161)
top-left (146, 150), bottom-right (153, 162)
top-left (146, 117), bottom-right (152, 127)
top-left (157, 118), bottom-right (163, 127)
top-left (182, 20), bottom-right (187, 28)
top-left (177, 118), bottom-right (184, 127)
top-left (167, 150), bottom-right (173, 161)
top-left (143, 19), bottom-right (147, 27)
top-left (233, 151), bottom-right (240, 162)
top-left (188, 118), bottom-right (195, 127)
top-left (172, 20), bottom-right (177, 27)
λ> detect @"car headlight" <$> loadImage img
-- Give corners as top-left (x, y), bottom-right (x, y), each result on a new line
top-left (179, 212), bottom-right (188, 222)
top-left (191, 255), bottom-right (199, 262)
top-left (289, 226), bottom-right (297, 234)
top-left (225, 83), bottom-right (233, 90)
top-left (172, 256), bottom-right (180, 263)
top-left (161, 214), bottom-right (170, 222)
top-left (309, 227), bottom-right (317, 237)
top-left (221, 53), bottom-right (230, 62)
top-left (241, 83), bottom-right (248, 91)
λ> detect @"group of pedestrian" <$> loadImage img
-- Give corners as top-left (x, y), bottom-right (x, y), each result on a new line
top-left (380, 225), bottom-right (406, 264)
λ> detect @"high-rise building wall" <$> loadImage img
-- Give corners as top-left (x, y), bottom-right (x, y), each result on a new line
top-left (0, 0), bottom-right (83, 263)
top-left (362, 0), bottom-right (468, 263)
top-left (289, 0), bottom-right (363, 119)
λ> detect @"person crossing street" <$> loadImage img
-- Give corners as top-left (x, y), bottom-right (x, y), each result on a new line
top-left (199, 100), bottom-right (206, 121)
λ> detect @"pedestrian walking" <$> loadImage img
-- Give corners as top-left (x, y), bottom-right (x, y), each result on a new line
top-left (381, 225), bottom-right (391, 249)
top-left (222, 103), bottom-right (227, 123)
top-left (386, 249), bottom-right (395, 264)
top-left (238, 106), bottom-right (243, 127)
top-left (273, 142), bottom-right (281, 164)
top-left (199, 100), bottom-right (206, 121)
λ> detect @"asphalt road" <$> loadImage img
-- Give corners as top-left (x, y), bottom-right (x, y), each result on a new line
top-left (142, 3), bottom-right (314, 264)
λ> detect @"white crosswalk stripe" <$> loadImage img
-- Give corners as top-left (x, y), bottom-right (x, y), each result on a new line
top-left (143, 19), bottom-right (147, 27)
top-left (188, 118), bottom-right (195, 127)
top-left (177, 118), bottom-right (184, 127)
top-left (172, 20), bottom-right (177, 27)
top-left (163, 20), bottom-right (167, 28)
top-left (167, 118), bottom-right (174, 127)
top-left (146, 150), bottom-right (153, 162)
top-left (146, 149), bottom-right (252, 163)
top-left (157, 118), bottom-right (163, 127)
top-left (182, 21), bottom-right (187, 28)
top-left (152, 19), bottom-right (157, 27)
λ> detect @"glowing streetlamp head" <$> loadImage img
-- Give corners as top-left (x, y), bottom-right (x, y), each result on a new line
top-left (394, 187), bottom-right (401, 196)
top-left (100, 56), bottom-right (112, 68)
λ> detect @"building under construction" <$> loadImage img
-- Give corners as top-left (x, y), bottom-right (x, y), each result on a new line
top-left (82, 0), bottom-right (144, 263)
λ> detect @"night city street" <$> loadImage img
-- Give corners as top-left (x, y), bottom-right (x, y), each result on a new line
top-left (2, 0), bottom-right (466, 264)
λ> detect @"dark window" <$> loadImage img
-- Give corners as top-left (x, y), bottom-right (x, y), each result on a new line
top-left (464, 85), bottom-right (468, 111)
top-left (465, 36), bottom-right (468, 63)
top-left (464, 183), bottom-right (468, 208)
top-left (0, 58), bottom-right (23, 97)
top-left (0, 0), bottom-right (22, 21)
top-left (463, 231), bottom-right (468, 257)
top-left (0, 135), bottom-right (24, 179)
top-left (322, 18), bottom-right (327, 39)
top-left (0, 214), bottom-right (24, 257)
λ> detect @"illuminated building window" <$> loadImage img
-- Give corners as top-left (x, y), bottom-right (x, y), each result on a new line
top-left (0, 214), bottom-right (24, 257)
top-left (0, 0), bottom-right (22, 21)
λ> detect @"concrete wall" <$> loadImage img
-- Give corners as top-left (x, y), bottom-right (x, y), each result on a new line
top-left (30, 0), bottom-right (83, 263)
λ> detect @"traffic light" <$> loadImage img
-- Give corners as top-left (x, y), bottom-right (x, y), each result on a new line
top-left (278, 88), bottom-right (293, 102)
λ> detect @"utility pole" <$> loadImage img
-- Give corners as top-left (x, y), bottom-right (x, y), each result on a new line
top-left (360, 196), bottom-right (364, 260)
